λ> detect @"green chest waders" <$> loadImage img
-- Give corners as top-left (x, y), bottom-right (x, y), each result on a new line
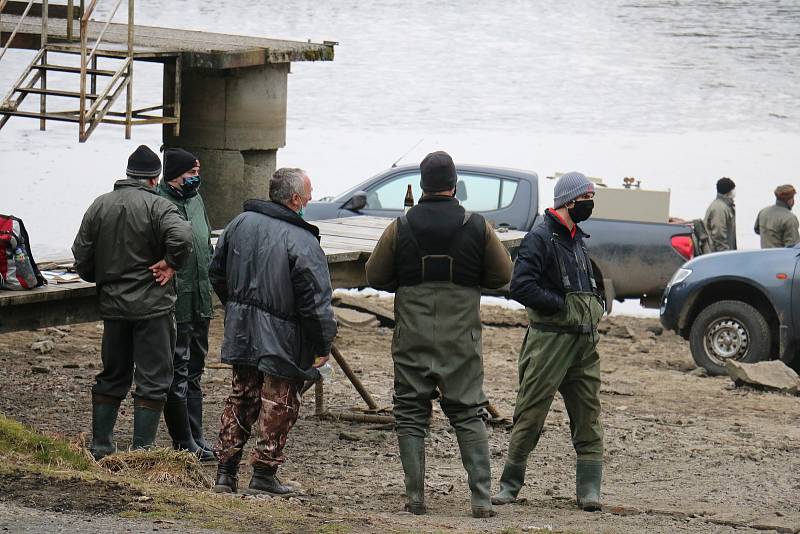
top-left (392, 215), bottom-right (496, 517)
top-left (493, 233), bottom-right (605, 509)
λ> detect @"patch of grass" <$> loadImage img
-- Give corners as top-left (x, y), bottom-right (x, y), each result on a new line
top-left (99, 447), bottom-right (211, 488)
top-left (317, 523), bottom-right (351, 534)
top-left (0, 412), bottom-right (92, 471)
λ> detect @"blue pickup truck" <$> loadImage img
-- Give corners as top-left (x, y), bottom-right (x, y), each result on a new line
top-left (660, 248), bottom-right (799, 375)
top-left (304, 164), bottom-right (701, 310)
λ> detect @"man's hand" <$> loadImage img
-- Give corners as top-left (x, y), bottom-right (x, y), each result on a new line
top-left (312, 355), bottom-right (330, 368)
top-left (149, 259), bottom-right (176, 286)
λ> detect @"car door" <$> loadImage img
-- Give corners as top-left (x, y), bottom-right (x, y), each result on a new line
top-left (354, 170), bottom-right (527, 229)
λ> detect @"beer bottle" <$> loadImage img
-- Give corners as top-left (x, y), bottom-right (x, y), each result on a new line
top-left (404, 184), bottom-right (414, 214)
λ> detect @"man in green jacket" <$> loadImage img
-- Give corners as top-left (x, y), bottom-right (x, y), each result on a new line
top-left (703, 177), bottom-right (737, 252)
top-left (157, 148), bottom-right (215, 462)
top-left (754, 185), bottom-right (800, 248)
top-left (366, 151), bottom-right (513, 518)
top-left (72, 145), bottom-right (192, 460)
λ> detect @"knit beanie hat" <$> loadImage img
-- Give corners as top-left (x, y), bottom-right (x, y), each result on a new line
top-left (126, 145), bottom-right (161, 179)
top-left (163, 148), bottom-right (198, 182)
top-left (775, 184), bottom-right (796, 201)
top-left (420, 151), bottom-right (458, 193)
top-left (716, 177), bottom-right (736, 195)
top-left (554, 172), bottom-right (595, 208)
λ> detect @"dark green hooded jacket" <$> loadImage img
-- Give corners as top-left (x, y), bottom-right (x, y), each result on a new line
top-left (157, 181), bottom-right (214, 323)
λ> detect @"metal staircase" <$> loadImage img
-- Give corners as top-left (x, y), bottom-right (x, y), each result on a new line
top-left (0, 0), bottom-right (179, 142)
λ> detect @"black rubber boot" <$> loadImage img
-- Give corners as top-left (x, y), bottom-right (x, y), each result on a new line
top-left (163, 401), bottom-right (215, 462)
top-left (576, 459), bottom-right (603, 512)
top-left (131, 400), bottom-right (163, 451)
top-left (491, 460), bottom-right (527, 505)
top-left (89, 395), bottom-right (120, 461)
top-left (213, 462), bottom-right (239, 493)
top-left (186, 395), bottom-right (213, 453)
top-left (397, 435), bottom-right (426, 515)
top-left (245, 465), bottom-right (295, 496)
top-left (456, 435), bottom-right (496, 518)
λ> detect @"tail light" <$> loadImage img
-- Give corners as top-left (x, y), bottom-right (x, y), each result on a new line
top-left (671, 235), bottom-right (694, 261)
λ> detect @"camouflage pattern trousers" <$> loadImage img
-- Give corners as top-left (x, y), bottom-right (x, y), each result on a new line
top-left (215, 364), bottom-right (302, 468)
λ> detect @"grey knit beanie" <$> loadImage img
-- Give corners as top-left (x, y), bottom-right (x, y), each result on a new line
top-left (554, 172), bottom-right (595, 208)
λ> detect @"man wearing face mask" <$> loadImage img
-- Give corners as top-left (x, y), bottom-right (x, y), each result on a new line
top-left (754, 185), bottom-right (799, 248)
top-left (157, 148), bottom-right (215, 462)
top-left (492, 172), bottom-right (605, 512)
top-left (209, 167), bottom-right (337, 495)
top-left (703, 177), bottom-right (737, 252)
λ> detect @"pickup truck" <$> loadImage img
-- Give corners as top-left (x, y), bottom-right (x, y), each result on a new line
top-left (660, 248), bottom-right (799, 375)
top-left (304, 164), bottom-right (700, 309)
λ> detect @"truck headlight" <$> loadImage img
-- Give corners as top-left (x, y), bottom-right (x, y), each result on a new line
top-left (668, 268), bottom-right (692, 288)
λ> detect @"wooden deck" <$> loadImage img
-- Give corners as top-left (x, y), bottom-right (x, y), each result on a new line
top-left (0, 216), bottom-right (525, 333)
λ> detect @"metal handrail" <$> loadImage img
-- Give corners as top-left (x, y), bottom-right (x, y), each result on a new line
top-left (0, 0), bottom-right (36, 62)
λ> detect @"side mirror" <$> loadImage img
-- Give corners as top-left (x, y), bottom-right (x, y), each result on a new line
top-left (343, 191), bottom-right (367, 211)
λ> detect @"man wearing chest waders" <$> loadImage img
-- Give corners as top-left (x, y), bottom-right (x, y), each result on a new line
top-left (492, 171), bottom-right (605, 512)
top-left (366, 151), bottom-right (513, 518)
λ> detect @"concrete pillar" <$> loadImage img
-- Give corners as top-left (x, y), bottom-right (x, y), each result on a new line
top-left (163, 62), bottom-right (289, 228)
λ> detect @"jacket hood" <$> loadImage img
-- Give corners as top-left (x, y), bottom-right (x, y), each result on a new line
top-left (242, 199), bottom-right (321, 241)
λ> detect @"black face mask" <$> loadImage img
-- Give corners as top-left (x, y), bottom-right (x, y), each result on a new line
top-left (568, 199), bottom-right (594, 223)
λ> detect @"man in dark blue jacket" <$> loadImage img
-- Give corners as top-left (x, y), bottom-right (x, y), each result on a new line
top-left (208, 167), bottom-right (337, 495)
top-left (492, 172), bottom-right (605, 511)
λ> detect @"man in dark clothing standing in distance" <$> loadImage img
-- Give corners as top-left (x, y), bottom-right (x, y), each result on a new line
top-left (209, 167), bottom-right (337, 496)
top-left (157, 148), bottom-right (215, 462)
top-left (754, 184), bottom-right (800, 248)
top-left (72, 145), bottom-right (192, 460)
top-left (492, 172), bottom-right (605, 512)
top-left (366, 151), bottom-right (513, 518)
top-left (704, 177), bottom-right (737, 252)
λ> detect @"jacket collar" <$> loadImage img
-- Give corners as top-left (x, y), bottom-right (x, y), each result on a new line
top-left (716, 193), bottom-right (735, 209)
top-left (114, 178), bottom-right (157, 193)
top-left (242, 199), bottom-right (320, 241)
top-left (419, 194), bottom-right (458, 205)
top-left (545, 208), bottom-right (588, 240)
top-left (777, 199), bottom-right (792, 210)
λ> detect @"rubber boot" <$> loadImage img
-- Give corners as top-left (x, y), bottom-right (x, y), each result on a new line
top-left (456, 435), bottom-right (496, 518)
top-left (491, 460), bottom-right (527, 505)
top-left (89, 395), bottom-right (120, 461)
top-left (397, 435), bottom-right (426, 515)
top-left (576, 459), bottom-right (602, 512)
top-left (213, 462), bottom-right (239, 493)
top-left (131, 400), bottom-right (163, 450)
top-left (186, 395), bottom-right (213, 453)
top-left (245, 465), bottom-right (294, 496)
top-left (163, 400), bottom-right (215, 462)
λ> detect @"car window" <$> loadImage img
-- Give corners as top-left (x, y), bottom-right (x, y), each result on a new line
top-left (500, 179), bottom-right (518, 208)
top-left (457, 173), bottom-right (503, 212)
top-left (365, 173), bottom-right (420, 210)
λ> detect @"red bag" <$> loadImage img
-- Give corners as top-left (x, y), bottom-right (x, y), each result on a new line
top-left (0, 214), bottom-right (46, 290)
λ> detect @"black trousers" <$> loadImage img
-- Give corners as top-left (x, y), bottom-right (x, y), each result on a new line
top-left (168, 319), bottom-right (210, 402)
top-left (93, 313), bottom-right (176, 402)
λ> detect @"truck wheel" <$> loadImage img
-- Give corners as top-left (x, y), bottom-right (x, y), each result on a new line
top-left (689, 300), bottom-right (771, 376)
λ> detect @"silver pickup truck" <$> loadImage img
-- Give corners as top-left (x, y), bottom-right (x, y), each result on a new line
top-left (304, 164), bottom-right (703, 309)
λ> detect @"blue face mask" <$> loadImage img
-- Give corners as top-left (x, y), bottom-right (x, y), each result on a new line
top-left (297, 206), bottom-right (305, 219)
top-left (182, 175), bottom-right (201, 196)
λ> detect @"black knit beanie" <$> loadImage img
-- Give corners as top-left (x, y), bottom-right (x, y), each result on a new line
top-left (163, 148), bottom-right (198, 182)
top-left (716, 177), bottom-right (736, 195)
top-left (419, 151), bottom-right (457, 193)
top-left (126, 145), bottom-right (161, 179)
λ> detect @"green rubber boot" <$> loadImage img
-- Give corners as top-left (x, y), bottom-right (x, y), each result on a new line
top-left (456, 435), bottom-right (496, 518)
top-left (397, 435), bottom-right (426, 515)
top-left (89, 395), bottom-right (120, 461)
top-left (132, 400), bottom-right (163, 451)
top-left (576, 459), bottom-right (603, 512)
top-left (491, 460), bottom-right (527, 505)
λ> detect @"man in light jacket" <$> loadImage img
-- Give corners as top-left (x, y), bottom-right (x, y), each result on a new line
top-left (703, 177), bottom-right (737, 252)
top-left (754, 185), bottom-right (800, 248)
top-left (209, 167), bottom-right (337, 496)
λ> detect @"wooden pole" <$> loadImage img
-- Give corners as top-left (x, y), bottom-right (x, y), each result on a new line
top-left (331, 344), bottom-right (378, 411)
top-left (39, 0), bottom-right (47, 131)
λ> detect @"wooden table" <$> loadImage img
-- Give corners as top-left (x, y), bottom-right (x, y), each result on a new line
top-left (0, 216), bottom-right (525, 333)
